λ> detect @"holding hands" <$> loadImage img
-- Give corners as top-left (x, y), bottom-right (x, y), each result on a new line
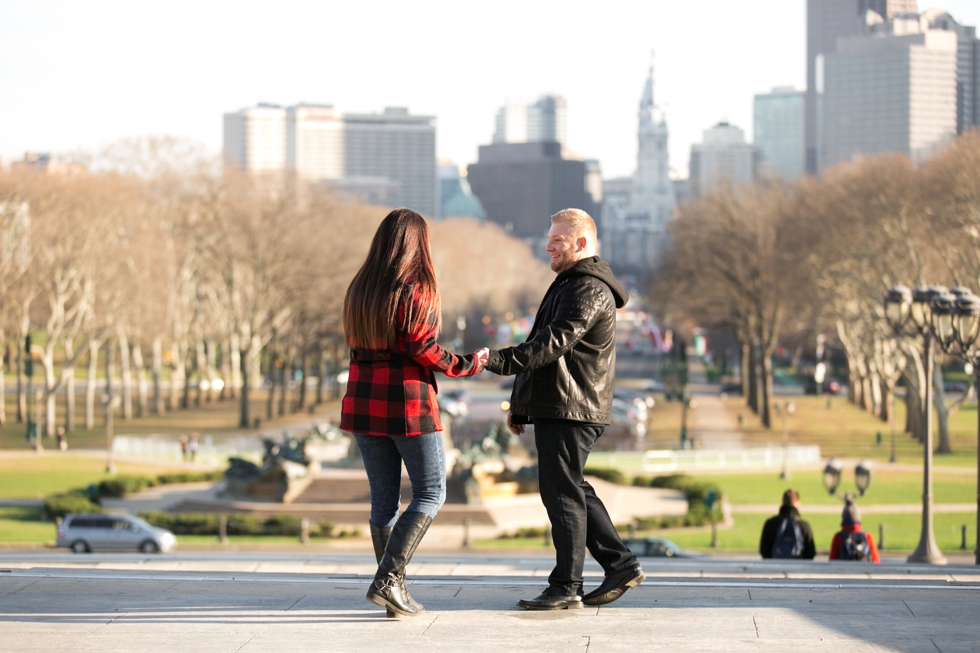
top-left (473, 347), bottom-right (490, 373)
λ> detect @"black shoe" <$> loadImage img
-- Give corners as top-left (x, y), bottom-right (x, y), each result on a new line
top-left (517, 589), bottom-right (584, 611)
top-left (582, 566), bottom-right (646, 606)
top-left (366, 512), bottom-right (432, 617)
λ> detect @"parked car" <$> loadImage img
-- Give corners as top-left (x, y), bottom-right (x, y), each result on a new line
top-left (438, 389), bottom-right (470, 417)
top-left (623, 536), bottom-right (706, 559)
top-left (719, 380), bottom-right (743, 395)
top-left (641, 379), bottom-right (665, 394)
top-left (57, 513), bottom-right (177, 554)
top-left (943, 380), bottom-right (968, 394)
top-left (614, 387), bottom-right (656, 409)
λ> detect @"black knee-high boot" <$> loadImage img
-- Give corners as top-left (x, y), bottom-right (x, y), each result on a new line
top-left (366, 512), bottom-right (432, 617)
top-left (370, 523), bottom-right (425, 616)
top-left (370, 524), bottom-right (395, 618)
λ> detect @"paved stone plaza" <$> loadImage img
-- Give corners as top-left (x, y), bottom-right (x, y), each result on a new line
top-left (0, 553), bottom-right (978, 652)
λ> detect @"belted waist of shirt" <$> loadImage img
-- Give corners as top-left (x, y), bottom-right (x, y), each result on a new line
top-left (350, 349), bottom-right (395, 362)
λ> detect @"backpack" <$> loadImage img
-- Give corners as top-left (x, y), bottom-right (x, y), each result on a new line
top-left (771, 517), bottom-right (804, 558)
top-left (839, 530), bottom-right (870, 561)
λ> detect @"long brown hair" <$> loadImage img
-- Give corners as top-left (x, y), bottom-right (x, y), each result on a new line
top-left (343, 208), bottom-right (441, 348)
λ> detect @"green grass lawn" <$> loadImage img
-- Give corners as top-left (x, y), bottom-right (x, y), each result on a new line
top-left (677, 468), bottom-right (976, 506)
top-left (0, 506), bottom-right (55, 543)
top-left (728, 395), bottom-right (979, 467)
top-left (0, 455), bottom-right (198, 499)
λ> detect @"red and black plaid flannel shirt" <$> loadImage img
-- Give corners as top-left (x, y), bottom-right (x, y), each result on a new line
top-left (340, 290), bottom-right (480, 437)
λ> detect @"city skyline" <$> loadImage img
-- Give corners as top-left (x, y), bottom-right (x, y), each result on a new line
top-left (3, 1), bottom-right (978, 180)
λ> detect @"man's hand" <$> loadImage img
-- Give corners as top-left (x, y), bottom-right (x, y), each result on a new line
top-left (507, 412), bottom-right (525, 435)
top-left (473, 347), bottom-right (490, 373)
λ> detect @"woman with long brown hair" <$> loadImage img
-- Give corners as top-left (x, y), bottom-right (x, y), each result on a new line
top-left (342, 208), bottom-right (488, 618)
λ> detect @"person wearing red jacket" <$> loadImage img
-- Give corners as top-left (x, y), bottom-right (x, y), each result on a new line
top-left (829, 495), bottom-right (880, 563)
top-left (342, 208), bottom-right (488, 617)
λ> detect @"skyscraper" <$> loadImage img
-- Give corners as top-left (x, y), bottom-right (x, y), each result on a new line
top-left (922, 8), bottom-right (980, 134)
top-left (602, 65), bottom-right (674, 277)
top-left (343, 107), bottom-right (437, 217)
top-left (819, 22), bottom-right (958, 167)
top-left (493, 95), bottom-right (567, 145)
top-left (754, 87), bottom-right (805, 180)
top-left (805, 0), bottom-right (919, 174)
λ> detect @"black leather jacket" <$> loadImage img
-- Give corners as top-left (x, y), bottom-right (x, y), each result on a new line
top-left (485, 257), bottom-right (628, 425)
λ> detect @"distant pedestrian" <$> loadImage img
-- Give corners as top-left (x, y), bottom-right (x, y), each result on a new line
top-left (829, 495), bottom-right (880, 563)
top-left (760, 489), bottom-right (816, 560)
top-left (56, 427), bottom-right (67, 451)
top-left (179, 435), bottom-right (188, 461)
top-left (189, 432), bottom-right (199, 462)
top-left (341, 208), bottom-right (488, 618)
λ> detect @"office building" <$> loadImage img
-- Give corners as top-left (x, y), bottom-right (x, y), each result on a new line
top-left (467, 141), bottom-right (598, 241)
top-left (602, 65), bottom-right (675, 277)
top-left (754, 87), bottom-right (805, 180)
top-left (921, 8), bottom-right (980, 134)
top-left (689, 122), bottom-right (756, 197)
top-left (223, 104), bottom-right (287, 173)
top-left (805, 0), bottom-right (919, 174)
top-left (819, 24), bottom-right (958, 167)
top-left (286, 104), bottom-right (344, 181)
top-left (224, 104), bottom-right (437, 216)
top-left (343, 107), bottom-right (437, 217)
top-left (493, 95), bottom-right (567, 145)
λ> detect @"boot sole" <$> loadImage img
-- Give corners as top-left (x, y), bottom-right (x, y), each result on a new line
top-left (582, 571), bottom-right (647, 606)
top-left (367, 592), bottom-right (418, 617)
top-left (516, 600), bottom-right (584, 610)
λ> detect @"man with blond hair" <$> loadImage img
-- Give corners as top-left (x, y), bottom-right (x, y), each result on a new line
top-left (486, 208), bottom-right (645, 610)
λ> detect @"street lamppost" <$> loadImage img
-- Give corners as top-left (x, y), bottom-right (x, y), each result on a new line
top-left (929, 287), bottom-right (980, 565)
top-left (775, 400), bottom-right (796, 479)
top-left (884, 285), bottom-right (947, 564)
top-left (821, 458), bottom-right (872, 497)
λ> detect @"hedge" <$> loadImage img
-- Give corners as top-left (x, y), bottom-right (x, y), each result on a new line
top-left (44, 493), bottom-right (102, 519)
top-left (97, 474), bottom-right (155, 498)
top-left (631, 474), bottom-right (723, 528)
top-left (96, 470), bottom-right (225, 498)
top-left (583, 467), bottom-right (626, 485)
top-left (137, 512), bottom-right (342, 538)
top-left (156, 471), bottom-right (225, 485)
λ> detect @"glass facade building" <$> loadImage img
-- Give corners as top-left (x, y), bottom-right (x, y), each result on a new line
top-left (754, 87), bottom-right (805, 180)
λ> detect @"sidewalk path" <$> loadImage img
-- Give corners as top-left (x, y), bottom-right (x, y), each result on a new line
top-left (689, 388), bottom-right (747, 450)
top-left (1, 555), bottom-right (978, 653)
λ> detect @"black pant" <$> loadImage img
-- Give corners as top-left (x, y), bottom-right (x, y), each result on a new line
top-left (534, 419), bottom-right (638, 595)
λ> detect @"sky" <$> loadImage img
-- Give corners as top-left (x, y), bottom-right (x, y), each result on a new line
top-left (3, 0), bottom-right (980, 179)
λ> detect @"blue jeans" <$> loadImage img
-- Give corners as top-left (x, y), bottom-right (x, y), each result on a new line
top-left (353, 431), bottom-right (447, 527)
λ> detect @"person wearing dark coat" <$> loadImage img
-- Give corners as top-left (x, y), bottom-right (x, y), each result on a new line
top-left (760, 488), bottom-right (817, 559)
top-left (486, 208), bottom-right (645, 611)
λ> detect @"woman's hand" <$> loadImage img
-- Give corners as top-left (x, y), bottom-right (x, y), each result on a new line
top-left (473, 347), bottom-right (490, 373)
